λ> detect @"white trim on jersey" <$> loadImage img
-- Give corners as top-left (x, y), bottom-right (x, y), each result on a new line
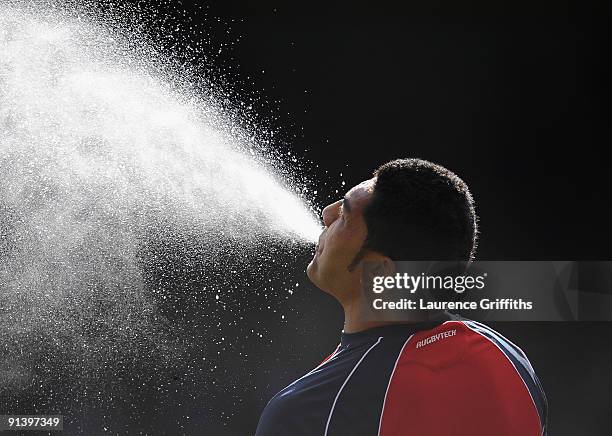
top-left (469, 319), bottom-right (536, 373)
top-left (283, 342), bottom-right (342, 392)
top-left (324, 336), bottom-right (383, 436)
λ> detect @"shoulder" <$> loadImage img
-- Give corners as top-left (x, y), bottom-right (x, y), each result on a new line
top-left (400, 319), bottom-right (536, 374)
top-left (397, 320), bottom-right (542, 402)
top-left (378, 320), bottom-right (545, 436)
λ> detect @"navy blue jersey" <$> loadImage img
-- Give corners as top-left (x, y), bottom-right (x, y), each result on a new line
top-left (256, 315), bottom-right (547, 436)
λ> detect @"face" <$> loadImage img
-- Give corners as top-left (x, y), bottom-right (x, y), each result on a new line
top-left (307, 178), bottom-right (378, 302)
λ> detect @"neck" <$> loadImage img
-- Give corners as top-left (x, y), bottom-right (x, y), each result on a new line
top-left (341, 294), bottom-right (433, 334)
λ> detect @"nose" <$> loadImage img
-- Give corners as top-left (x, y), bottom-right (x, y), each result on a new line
top-left (322, 199), bottom-right (342, 228)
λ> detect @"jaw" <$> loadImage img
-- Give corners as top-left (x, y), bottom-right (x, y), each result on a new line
top-left (306, 256), bottom-right (331, 295)
top-left (307, 257), bottom-right (363, 306)
top-left (306, 259), bottom-right (316, 282)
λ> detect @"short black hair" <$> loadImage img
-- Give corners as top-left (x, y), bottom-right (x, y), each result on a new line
top-left (354, 158), bottom-right (478, 265)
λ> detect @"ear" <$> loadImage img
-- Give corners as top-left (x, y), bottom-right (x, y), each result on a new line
top-left (362, 255), bottom-right (396, 285)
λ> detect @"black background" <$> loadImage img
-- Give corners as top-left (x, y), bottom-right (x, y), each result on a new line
top-left (6, 0), bottom-right (612, 435)
top-left (179, 2), bottom-right (610, 434)
top-left (140, 1), bottom-right (611, 435)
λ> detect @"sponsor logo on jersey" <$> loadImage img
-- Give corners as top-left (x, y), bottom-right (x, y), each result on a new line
top-left (415, 329), bottom-right (457, 349)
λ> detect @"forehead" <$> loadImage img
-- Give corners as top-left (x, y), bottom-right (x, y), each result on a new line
top-left (345, 178), bottom-right (375, 210)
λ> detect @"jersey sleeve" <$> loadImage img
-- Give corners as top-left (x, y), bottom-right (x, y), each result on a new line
top-left (378, 321), bottom-right (544, 436)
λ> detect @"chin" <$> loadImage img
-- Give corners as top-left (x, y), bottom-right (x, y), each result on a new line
top-left (306, 260), bottom-right (324, 289)
top-left (306, 261), bottom-right (316, 282)
top-left (307, 264), bottom-right (336, 298)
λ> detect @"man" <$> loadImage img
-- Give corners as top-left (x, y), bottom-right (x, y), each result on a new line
top-left (255, 159), bottom-right (548, 436)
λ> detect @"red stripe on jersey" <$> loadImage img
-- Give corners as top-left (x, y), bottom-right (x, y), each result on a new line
top-left (378, 321), bottom-right (542, 436)
top-left (319, 343), bottom-right (341, 366)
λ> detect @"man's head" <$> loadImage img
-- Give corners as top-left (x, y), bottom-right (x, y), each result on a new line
top-left (306, 158), bottom-right (478, 303)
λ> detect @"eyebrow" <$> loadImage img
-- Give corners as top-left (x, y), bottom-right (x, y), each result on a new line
top-left (342, 197), bottom-right (351, 213)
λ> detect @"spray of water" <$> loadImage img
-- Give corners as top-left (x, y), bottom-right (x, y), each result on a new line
top-left (0, 2), bottom-right (321, 400)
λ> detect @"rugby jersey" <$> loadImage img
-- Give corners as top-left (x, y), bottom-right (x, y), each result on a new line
top-left (255, 314), bottom-right (548, 436)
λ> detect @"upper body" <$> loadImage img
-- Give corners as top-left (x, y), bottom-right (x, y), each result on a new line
top-left (257, 159), bottom-right (548, 435)
top-left (255, 314), bottom-right (548, 436)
